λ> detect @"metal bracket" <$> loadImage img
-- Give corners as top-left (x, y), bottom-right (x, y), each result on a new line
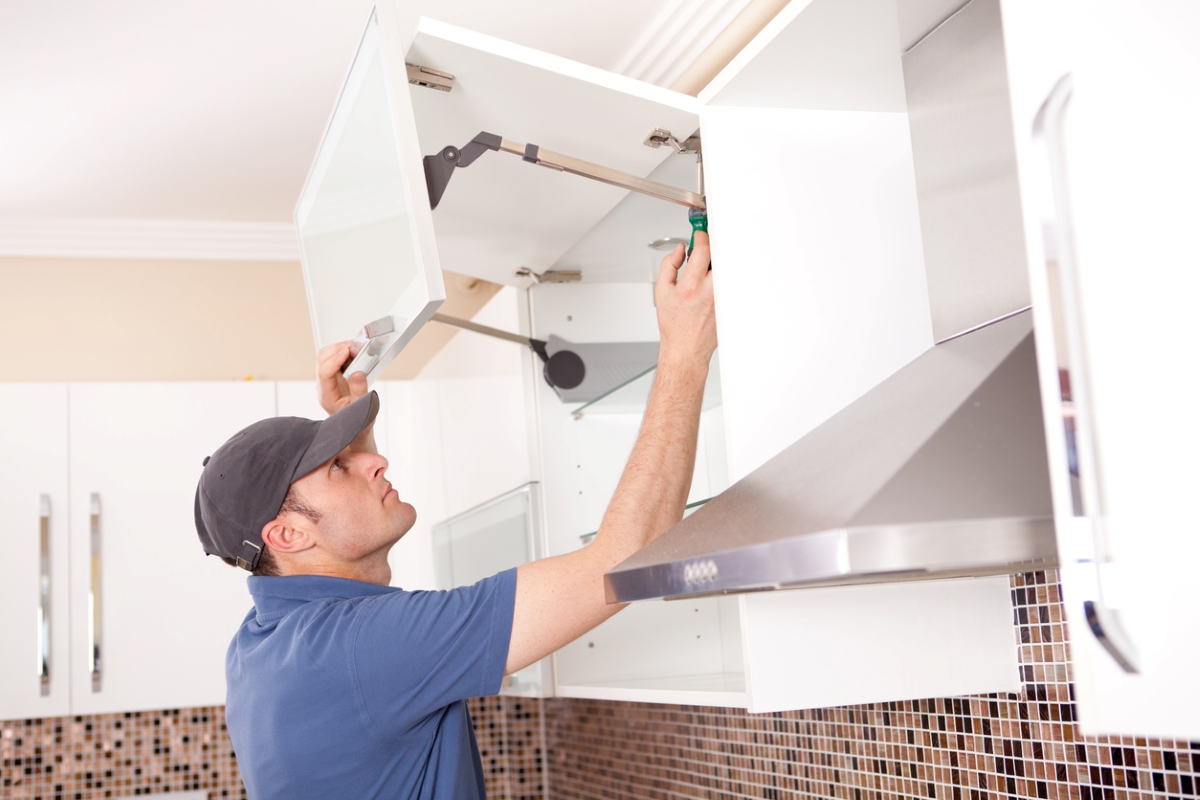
top-left (515, 267), bottom-right (582, 284)
top-left (423, 130), bottom-right (705, 212)
top-left (341, 315), bottom-right (398, 378)
top-left (643, 127), bottom-right (701, 154)
top-left (406, 63), bottom-right (454, 92)
top-left (423, 132), bottom-right (502, 209)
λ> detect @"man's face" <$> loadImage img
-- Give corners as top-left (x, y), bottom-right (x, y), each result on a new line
top-left (285, 446), bottom-right (416, 562)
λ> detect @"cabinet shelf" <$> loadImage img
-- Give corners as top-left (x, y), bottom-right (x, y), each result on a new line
top-left (571, 355), bottom-right (722, 418)
top-left (555, 671), bottom-right (746, 707)
top-left (579, 497), bottom-right (712, 545)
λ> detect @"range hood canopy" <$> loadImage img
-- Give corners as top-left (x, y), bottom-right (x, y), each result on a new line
top-left (605, 310), bottom-right (1058, 602)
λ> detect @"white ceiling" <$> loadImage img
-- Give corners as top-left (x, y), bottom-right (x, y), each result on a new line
top-left (0, 0), bottom-right (746, 224)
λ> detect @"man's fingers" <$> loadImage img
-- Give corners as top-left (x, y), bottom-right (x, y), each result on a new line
top-left (657, 243), bottom-right (685, 289)
top-left (317, 342), bottom-right (353, 378)
top-left (346, 370), bottom-right (368, 400)
top-left (681, 231), bottom-right (711, 288)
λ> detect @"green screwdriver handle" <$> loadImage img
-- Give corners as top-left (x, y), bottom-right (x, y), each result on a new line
top-left (686, 208), bottom-right (709, 267)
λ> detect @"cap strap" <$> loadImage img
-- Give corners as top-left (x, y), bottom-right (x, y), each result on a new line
top-left (235, 540), bottom-right (262, 571)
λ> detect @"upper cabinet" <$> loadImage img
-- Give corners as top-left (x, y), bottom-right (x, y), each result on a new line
top-left (1000, 0), bottom-right (1200, 740)
top-left (402, 18), bottom-right (700, 285)
top-left (297, 0), bottom-right (1198, 727)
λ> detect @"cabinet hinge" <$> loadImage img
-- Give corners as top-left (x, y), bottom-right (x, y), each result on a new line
top-left (406, 64), bottom-right (454, 92)
top-left (515, 267), bottom-right (582, 284)
top-left (643, 127), bottom-right (701, 154)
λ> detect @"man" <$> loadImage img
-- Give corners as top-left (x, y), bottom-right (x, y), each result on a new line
top-left (194, 235), bottom-right (715, 799)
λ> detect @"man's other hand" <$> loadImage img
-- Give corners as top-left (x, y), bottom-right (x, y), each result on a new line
top-left (655, 231), bottom-right (717, 368)
top-left (317, 341), bottom-right (368, 417)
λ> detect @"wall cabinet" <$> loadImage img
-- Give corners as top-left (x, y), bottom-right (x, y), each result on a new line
top-left (290, 0), bottom-right (1029, 711)
top-left (301, 0), bottom-right (1196, 726)
top-left (1000, 0), bottom-right (1200, 740)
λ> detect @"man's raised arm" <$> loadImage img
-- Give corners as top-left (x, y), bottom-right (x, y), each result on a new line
top-left (505, 232), bottom-right (717, 674)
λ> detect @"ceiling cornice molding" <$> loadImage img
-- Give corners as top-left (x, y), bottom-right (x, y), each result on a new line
top-left (0, 217), bottom-right (300, 262)
top-left (612, 0), bottom-right (754, 89)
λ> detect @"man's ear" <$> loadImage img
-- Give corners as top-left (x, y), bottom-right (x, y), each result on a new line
top-left (261, 516), bottom-right (315, 555)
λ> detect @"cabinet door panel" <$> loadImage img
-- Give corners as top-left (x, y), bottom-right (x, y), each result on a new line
top-left (69, 383), bottom-right (276, 714)
top-left (1005, 0), bottom-right (1200, 739)
top-left (0, 385), bottom-right (71, 720)
top-left (741, 577), bottom-right (1019, 713)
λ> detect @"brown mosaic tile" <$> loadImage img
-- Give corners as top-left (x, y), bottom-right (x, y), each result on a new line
top-left (467, 695), bottom-right (547, 800)
top-left (542, 571), bottom-right (1200, 800)
top-left (0, 707), bottom-right (243, 799)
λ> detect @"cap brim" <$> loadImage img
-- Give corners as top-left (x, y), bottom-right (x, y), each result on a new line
top-left (291, 391), bottom-right (380, 481)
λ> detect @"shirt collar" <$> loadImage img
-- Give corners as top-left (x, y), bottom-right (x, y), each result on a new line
top-left (247, 575), bottom-right (399, 623)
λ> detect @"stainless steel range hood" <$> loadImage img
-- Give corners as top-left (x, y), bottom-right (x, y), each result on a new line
top-left (605, 0), bottom-right (1060, 603)
top-left (605, 310), bottom-right (1057, 602)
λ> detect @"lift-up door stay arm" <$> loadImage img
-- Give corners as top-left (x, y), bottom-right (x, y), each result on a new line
top-left (423, 131), bottom-right (706, 212)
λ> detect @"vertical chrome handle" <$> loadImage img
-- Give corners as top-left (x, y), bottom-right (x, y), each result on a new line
top-left (89, 492), bottom-right (103, 691)
top-left (38, 495), bottom-right (51, 696)
top-left (1033, 74), bottom-right (1139, 673)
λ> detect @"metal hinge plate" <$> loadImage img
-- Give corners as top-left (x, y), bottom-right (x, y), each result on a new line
top-left (515, 267), bottom-right (582, 284)
top-left (406, 64), bottom-right (454, 92)
top-left (644, 127), bottom-right (701, 154)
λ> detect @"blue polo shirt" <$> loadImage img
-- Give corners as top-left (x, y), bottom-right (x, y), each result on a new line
top-left (225, 569), bottom-right (517, 800)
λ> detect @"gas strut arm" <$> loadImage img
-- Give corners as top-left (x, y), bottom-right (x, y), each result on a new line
top-left (430, 313), bottom-right (549, 363)
top-left (423, 131), bottom-right (706, 212)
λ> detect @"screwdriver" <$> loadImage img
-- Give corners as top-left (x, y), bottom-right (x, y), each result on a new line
top-left (685, 207), bottom-right (710, 270)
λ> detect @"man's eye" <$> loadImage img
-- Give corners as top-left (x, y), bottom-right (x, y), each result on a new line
top-left (332, 458), bottom-right (343, 470)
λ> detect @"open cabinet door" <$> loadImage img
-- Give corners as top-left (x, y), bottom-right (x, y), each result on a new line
top-left (1008, 0), bottom-right (1200, 739)
top-left (295, 6), bottom-right (446, 384)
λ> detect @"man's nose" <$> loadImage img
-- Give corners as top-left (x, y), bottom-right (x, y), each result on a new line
top-left (365, 451), bottom-right (389, 476)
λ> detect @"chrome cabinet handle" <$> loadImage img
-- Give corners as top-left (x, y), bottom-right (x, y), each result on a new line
top-left (38, 495), bottom-right (51, 696)
top-left (1033, 74), bottom-right (1139, 673)
top-left (89, 492), bottom-right (103, 691)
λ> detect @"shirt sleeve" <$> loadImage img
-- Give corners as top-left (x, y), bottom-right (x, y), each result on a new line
top-left (351, 568), bottom-right (517, 736)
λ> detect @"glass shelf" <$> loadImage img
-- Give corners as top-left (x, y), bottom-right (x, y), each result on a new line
top-left (579, 497), bottom-right (712, 545)
top-left (571, 354), bottom-right (722, 418)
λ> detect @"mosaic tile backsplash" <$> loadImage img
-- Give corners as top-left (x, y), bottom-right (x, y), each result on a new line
top-left (3, 570), bottom-right (1197, 799)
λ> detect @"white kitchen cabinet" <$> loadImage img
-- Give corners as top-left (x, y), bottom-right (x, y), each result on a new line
top-left (682, 0), bottom-right (1020, 711)
top-left (296, 0), bottom-right (1055, 711)
top-left (528, 283), bottom-right (746, 706)
top-left (68, 382), bottom-right (276, 714)
top-left (1001, 0), bottom-right (1200, 739)
top-left (0, 385), bottom-right (72, 719)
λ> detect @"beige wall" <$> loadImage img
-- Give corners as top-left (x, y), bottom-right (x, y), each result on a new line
top-left (0, 256), bottom-right (499, 382)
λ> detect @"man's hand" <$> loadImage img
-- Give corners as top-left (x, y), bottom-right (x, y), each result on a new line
top-left (316, 341), bottom-right (369, 417)
top-left (655, 232), bottom-right (717, 368)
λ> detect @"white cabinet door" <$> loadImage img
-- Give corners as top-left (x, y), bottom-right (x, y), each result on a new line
top-left (296, 7), bottom-right (446, 383)
top-left (1004, 0), bottom-right (1200, 739)
top-left (68, 382), bottom-right (276, 714)
top-left (0, 385), bottom-right (71, 720)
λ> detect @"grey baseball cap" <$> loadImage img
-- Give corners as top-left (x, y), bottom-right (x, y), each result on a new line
top-left (194, 391), bottom-right (380, 571)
